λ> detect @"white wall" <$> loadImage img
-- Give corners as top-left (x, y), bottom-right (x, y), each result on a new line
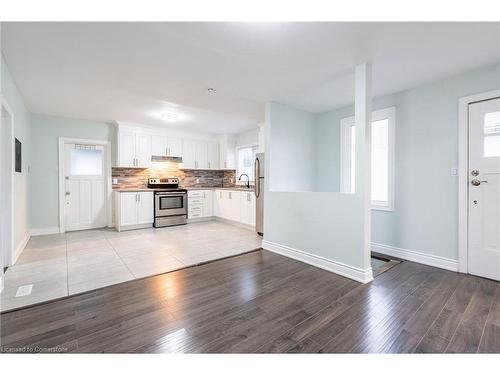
top-left (315, 64), bottom-right (500, 262)
top-left (267, 102), bottom-right (316, 192)
top-left (1, 54), bottom-right (31, 262)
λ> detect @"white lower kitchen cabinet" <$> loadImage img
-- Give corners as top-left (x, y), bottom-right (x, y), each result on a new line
top-left (240, 191), bottom-right (256, 226)
top-left (214, 190), bottom-right (249, 224)
top-left (188, 190), bottom-right (213, 219)
top-left (115, 191), bottom-right (153, 231)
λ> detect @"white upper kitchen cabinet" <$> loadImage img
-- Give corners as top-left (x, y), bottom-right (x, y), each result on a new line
top-left (151, 135), bottom-right (168, 156)
top-left (118, 129), bottom-right (136, 167)
top-left (151, 136), bottom-right (182, 157)
top-left (117, 129), bottom-right (151, 168)
top-left (207, 142), bottom-right (219, 169)
top-left (219, 135), bottom-right (236, 170)
top-left (167, 137), bottom-right (183, 157)
top-left (135, 133), bottom-right (152, 167)
top-left (195, 141), bottom-right (208, 169)
top-left (181, 139), bottom-right (197, 169)
top-left (182, 140), bottom-right (218, 170)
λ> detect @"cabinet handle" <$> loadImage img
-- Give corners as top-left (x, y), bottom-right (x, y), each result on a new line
top-left (229, 192), bottom-right (232, 199)
top-left (224, 161), bottom-right (227, 169)
top-left (208, 161), bottom-right (211, 168)
top-left (138, 193), bottom-right (141, 202)
top-left (220, 192), bottom-right (222, 198)
top-left (135, 193), bottom-right (138, 202)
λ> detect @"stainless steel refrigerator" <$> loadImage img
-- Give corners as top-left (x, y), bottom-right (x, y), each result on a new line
top-left (254, 153), bottom-right (265, 235)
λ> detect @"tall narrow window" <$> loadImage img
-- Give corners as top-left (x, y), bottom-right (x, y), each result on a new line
top-left (236, 145), bottom-right (258, 182)
top-left (340, 107), bottom-right (395, 211)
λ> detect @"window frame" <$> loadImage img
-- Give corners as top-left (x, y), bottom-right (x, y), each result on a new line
top-left (235, 144), bottom-right (259, 185)
top-left (340, 106), bottom-right (396, 211)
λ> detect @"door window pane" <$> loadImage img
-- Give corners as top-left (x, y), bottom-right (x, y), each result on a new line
top-left (70, 147), bottom-right (103, 175)
top-left (371, 119), bottom-right (389, 202)
top-left (484, 111), bottom-right (500, 157)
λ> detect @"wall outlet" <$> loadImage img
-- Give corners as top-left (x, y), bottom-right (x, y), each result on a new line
top-left (112, 178), bottom-right (118, 185)
top-left (196, 178), bottom-right (200, 183)
top-left (230, 178), bottom-right (234, 184)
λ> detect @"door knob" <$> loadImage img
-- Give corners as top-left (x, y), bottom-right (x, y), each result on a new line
top-left (471, 179), bottom-right (488, 186)
top-left (471, 179), bottom-right (481, 186)
top-left (471, 170), bottom-right (479, 176)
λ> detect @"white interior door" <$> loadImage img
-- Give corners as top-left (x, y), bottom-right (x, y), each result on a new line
top-left (468, 97), bottom-right (500, 281)
top-left (64, 143), bottom-right (107, 231)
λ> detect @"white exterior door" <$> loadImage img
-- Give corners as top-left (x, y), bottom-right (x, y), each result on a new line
top-left (64, 143), bottom-right (107, 231)
top-left (468, 97), bottom-right (500, 281)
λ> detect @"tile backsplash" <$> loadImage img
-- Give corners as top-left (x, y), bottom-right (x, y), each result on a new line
top-left (112, 163), bottom-right (237, 189)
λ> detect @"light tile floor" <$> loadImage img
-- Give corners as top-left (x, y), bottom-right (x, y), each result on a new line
top-left (0, 221), bottom-right (262, 312)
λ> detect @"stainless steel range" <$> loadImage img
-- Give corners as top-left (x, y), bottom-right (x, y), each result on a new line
top-left (148, 178), bottom-right (187, 228)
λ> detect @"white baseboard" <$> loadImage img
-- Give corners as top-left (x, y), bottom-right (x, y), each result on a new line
top-left (13, 231), bottom-right (30, 264)
top-left (262, 240), bottom-right (373, 283)
top-left (30, 227), bottom-right (61, 236)
top-left (214, 217), bottom-right (255, 231)
top-left (371, 242), bottom-right (459, 272)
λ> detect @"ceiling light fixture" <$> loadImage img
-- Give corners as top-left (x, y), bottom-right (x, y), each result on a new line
top-left (160, 112), bottom-right (179, 122)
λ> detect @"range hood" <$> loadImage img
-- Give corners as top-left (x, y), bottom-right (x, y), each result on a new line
top-left (151, 155), bottom-right (183, 163)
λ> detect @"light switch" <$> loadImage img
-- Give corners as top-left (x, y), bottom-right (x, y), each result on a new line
top-left (450, 168), bottom-right (458, 176)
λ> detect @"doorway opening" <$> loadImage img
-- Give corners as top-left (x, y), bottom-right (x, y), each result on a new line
top-left (1, 99), bottom-right (15, 279)
top-left (58, 138), bottom-right (112, 233)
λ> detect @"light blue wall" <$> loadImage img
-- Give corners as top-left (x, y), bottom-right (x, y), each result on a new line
top-left (1, 55), bottom-right (31, 251)
top-left (267, 102), bottom-right (316, 192)
top-left (30, 114), bottom-right (114, 230)
top-left (315, 106), bottom-right (353, 191)
top-left (264, 102), bottom-right (371, 275)
top-left (315, 64), bottom-right (500, 261)
top-left (235, 128), bottom-right (259, 148)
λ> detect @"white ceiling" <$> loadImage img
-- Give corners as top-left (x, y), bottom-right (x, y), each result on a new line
top-left (2, 22), bottom-right (499, 134)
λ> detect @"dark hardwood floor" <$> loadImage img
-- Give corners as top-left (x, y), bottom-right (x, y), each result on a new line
top-left (1, 250), bottom-right (499, 353)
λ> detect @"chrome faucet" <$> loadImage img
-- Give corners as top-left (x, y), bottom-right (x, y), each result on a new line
top-left (238, 173), bottom-right (250, 189)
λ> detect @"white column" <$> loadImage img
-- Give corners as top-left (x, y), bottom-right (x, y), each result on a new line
top-left (355, 63), bottom-right (373, 271)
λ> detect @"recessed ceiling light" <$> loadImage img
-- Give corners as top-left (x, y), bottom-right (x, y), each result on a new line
top-left (207, 88), bottom-right (217, 94)
top-left (160, 112), bottom-right (179, 122)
